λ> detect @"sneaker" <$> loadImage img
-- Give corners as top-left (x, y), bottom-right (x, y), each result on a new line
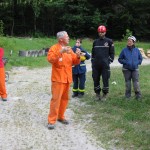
top-left (2, 98), bottom-right (7, 101)
top-left (101, 94), bottom-right (108, 101)
top-left (47, 123), bottom-right (55, 130)
top-left (57, 119), bottom-right (69, 125)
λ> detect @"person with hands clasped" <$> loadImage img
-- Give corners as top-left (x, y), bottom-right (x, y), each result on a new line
top-left (72, 39), bottom-right (91, 98)
top-left (47, 31), bottom-right (81, 130)
top-left (118, 36), bottom-right (143, 100)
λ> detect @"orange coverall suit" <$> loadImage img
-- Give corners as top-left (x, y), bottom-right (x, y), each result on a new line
top-left (47, 43), bottom-right (80, 124)
top-left (0, 48), bottom-right (7, 99)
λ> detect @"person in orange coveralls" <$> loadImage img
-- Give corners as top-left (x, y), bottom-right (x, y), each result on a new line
top-left (0, 47), bottom-right (7, 101)
top-left (47, 31), bottom-right (81, 130)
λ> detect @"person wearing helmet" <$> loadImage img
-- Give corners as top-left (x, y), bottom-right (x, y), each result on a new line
top-left (72, 39), bottom-right (91, 98)
top-left (91, 25), bottom-right (115, 101)
top-left (118, 36), bottom-right (143, 100)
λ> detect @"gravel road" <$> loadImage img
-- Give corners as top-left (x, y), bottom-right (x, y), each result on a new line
top-left (0, 58), bottom-right (149, 150)
top-left (0, 66), bottom-right (104, 150)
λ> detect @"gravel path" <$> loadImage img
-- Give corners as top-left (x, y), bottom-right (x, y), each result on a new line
top-left (0, 67), bottom-right (104, 150)
top-left (0, 58), bottom-right (149, 150)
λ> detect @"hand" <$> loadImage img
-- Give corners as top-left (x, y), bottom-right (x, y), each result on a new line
top-left (80, 52), bottom-right (86, 56)
top-left (75, 48), bottom-right (81, 57)
top-left (61, 46), bottom-right (71, 53)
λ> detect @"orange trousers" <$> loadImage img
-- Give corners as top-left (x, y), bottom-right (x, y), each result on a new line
top-left (0, 68), bottom-right (7, 99)
top-left (48, 81), bottom-right (70, 124)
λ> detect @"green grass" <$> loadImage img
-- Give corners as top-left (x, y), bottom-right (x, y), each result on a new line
top-left (71, 65), bottom-right (150, 150)
top-left (0, 36), bottom-right (150, 149)
top-left (0, 36), bottom-right (150, 70)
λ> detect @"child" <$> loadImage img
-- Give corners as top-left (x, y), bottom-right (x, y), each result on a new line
top-left (72, 39), bottom-right (91, 98)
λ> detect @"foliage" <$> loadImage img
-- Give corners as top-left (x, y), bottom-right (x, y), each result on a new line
top-left (122, 29), bottom-right (133, 41)
top-left (0, 0), bottom-right (149, 40)
top-left (0, 20), bottom-right (4, 36)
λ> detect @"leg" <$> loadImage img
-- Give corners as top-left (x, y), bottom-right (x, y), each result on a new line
top-left (0, 68), bottom-right (7, 100)
top-left (122, 69), bottom-right (132, 98)
top-left (58, 83), bottom-right (70, 120)
top-left (132, 70), bottom-right (141, 99)
top-left (92, 66), bottom-right (101, 95)
top-left (78, 73), bottom-right (86, 97)
top-left (102, 67), bottom-right (110, 95)
top-left (48, 82), bottom-right (65, 124)
top-left (72, 74), bottom-right (79, 97)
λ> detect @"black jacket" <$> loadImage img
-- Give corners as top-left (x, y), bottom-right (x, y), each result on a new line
top-left (91, 37), bottom-right (115, 67)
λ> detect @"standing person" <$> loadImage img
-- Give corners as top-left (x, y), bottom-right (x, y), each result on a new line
top-left (118, 36), bottom-right (143, 100)
top-left (72, 39), bottom-right (91, 98)
top-left (0, 47), bottom-right (7, 101)
top-left (47, 31), bottom-right (81, 130)
top-left (91, 25), bottom-right (115, 101)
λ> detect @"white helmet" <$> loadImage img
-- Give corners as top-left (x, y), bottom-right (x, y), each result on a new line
top-left (128, 36), bottom-right (136, 42)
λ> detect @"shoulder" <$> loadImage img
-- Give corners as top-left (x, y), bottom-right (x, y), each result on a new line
top-left (105, 37), bottom-right (113, 43)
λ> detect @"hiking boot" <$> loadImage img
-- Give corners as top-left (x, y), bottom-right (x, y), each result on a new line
top-left (47, 123), bottom-right (55, 130)
top-left (95, 93), bottom-right (101, 101)
top-left (101, 94), bottom-right (108, 101)
top-left (57, 119), bottom-right (69, 125)
top-left (78, 94), bottom-right (84, 98)
top-left (2, 98), bottom-right (7, 101)
top-left (135, 95), bottom-right (142, 100)
top-left (72, 93), bottom-right (78, 98)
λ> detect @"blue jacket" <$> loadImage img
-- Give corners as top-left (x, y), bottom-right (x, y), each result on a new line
top-left (118, 46), bottom-right (143, 70)
top-left (72, 46), bottom-right (91, 74)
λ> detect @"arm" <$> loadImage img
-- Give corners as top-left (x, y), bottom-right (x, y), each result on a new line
top-left (118, 49), bottom-right (127, 65)
top-left (138, 48), bottom-right (143, 65)
top-left (47, 45), bottom-right (62, 64)
top-left (109, 39), bottom-right (115, 63)
top-left (80, 47), bottom-right (91, 60)
top-left (91, 40), bottom-right (96, 63)
top-left (70, 48), bottom-right (81, 65)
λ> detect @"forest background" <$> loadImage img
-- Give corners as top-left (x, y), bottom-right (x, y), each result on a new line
top-left (0, 0), bottom-right (150, 41)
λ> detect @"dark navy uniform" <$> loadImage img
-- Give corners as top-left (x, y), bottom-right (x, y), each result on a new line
top-left (91, 37), bottom-right (115, 95)
top-left (72, 46), bottom-right (91, 97)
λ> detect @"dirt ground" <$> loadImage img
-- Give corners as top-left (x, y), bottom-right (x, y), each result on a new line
top-left (0, 58), bottom-right (150, 150)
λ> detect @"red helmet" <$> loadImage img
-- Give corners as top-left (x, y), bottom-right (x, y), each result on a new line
top-left (97, 25), bottom-right (107, 32)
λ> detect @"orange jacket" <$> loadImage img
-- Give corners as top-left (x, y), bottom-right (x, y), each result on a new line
top-left (47, 43), bottom-right (80, 83)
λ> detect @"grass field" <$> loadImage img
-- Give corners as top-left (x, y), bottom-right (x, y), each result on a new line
top-left (0, 36), bottom-right (150, 69)
top-left (71, 65), bottom-right (150, 150)
top-left (0, 36), bottom-right (150, 149)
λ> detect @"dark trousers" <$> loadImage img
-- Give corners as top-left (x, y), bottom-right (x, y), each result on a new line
top-left (92, 65), bottom-right (110, 94)
top-left (72, 73), bottom-right (86, 95)
top-left (122, 69), bottom-right (141, 98)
